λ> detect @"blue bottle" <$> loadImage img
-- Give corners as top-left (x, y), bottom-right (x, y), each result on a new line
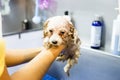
top-left (90, 15), bottom-right (102, 49)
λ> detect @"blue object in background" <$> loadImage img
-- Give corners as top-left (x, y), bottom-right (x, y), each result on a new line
top-left (43, 74), bottom-right (57, 80)
top-left (90, 15), bottom-right (103, 49)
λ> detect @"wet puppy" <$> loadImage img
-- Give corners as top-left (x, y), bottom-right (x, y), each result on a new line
top-left (43, 16), bottom-right (81, 76)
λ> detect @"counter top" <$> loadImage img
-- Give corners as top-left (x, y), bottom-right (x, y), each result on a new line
top-left (3, 27), bottom-right (43, 37)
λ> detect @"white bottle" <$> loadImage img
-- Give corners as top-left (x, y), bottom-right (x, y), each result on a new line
top-left (90, 15), bottom-right (102, 49)
top-left (64, 11), bottom-right (76, 28)
top-left (111, 15), bottom-right (120, 55)
top-left (111, 0), bottom-right (120, 55)
top-left (64, 11), bottom-right (72, 22)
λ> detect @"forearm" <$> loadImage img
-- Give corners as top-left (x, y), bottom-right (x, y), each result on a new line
top-left (11, 45), bottom-right (65, 80)
top-left (5, 48), bottom-right (42, 67)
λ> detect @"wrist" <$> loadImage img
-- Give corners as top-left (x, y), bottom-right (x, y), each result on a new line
top-left (47, 45), bottom-right (65, 58)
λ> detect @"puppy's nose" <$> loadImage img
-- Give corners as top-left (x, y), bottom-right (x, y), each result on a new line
top-left (52, 41), bottom-right (58, 44)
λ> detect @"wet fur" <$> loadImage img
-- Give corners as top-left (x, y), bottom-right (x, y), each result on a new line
top-left (43, 16), bottom-right (81, 76)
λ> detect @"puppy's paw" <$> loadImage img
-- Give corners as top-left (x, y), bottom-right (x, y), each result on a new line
top-left (64, 64), bottom-right (70, 76)
top-left (56, 56), bottom-right (65, 62)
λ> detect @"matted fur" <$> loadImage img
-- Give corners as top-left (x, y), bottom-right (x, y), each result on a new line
top-left (43, 16), bottom-right (81, 76)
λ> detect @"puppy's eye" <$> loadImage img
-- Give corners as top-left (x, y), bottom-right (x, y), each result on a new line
top-left (60, 31), bottom-right (65, 35)
top-left (49, 30), bottom-right (53, 33)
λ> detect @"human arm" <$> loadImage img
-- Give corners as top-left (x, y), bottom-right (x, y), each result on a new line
top-left (11, 45), bottom-right (65, 80)
top-left (5, 48), bottom-right (42, 67)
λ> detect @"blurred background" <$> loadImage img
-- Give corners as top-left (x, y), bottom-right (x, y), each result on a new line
top-left (1, 0), bottom-right (120, 80)
top-left (1, 0), bottom-right (118, 53)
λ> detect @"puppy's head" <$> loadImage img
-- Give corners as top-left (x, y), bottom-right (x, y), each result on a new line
top-left (43, 16), bottom-right (74, 47)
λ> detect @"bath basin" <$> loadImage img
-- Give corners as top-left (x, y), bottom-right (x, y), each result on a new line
top-left (8, 47), bottom-right (120, 80)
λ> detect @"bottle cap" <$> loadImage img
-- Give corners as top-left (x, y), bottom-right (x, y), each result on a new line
top-left (115, 0), bottom-right (120, 14)
top-left (64, 11), bottom-right (69, 15)
top-left (115, 0), bottom-right (120, 20)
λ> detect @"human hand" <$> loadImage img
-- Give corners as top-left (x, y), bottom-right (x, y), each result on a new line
top-left (43, 44), bottom-right (65, 58)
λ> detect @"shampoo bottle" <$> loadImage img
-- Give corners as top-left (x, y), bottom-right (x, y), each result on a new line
top-left (64, 11), bottom-right (71, 21)
top-left (111, 0), bottom-right (120, 55)
top-left (64, 11), bottom-right (75, 27)
top-left (90, 15), bottom-right (102, 49)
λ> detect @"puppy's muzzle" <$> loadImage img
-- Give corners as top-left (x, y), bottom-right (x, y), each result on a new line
top-left (49, 33), bottom-right (63, 46)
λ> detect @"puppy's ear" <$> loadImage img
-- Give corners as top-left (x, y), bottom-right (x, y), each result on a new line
top-left (43, 19), bottom-right (49, 38)
top-left (68, 22), bottom-right (75, 39)
top-left (69, 23), bottom-right (81, 45)
top-left (43, 19), bottom-right (49, 30)
top-left (63, 16), bottom-right (75, 39)
top-left (74, 29), bottom-right (81, 45)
